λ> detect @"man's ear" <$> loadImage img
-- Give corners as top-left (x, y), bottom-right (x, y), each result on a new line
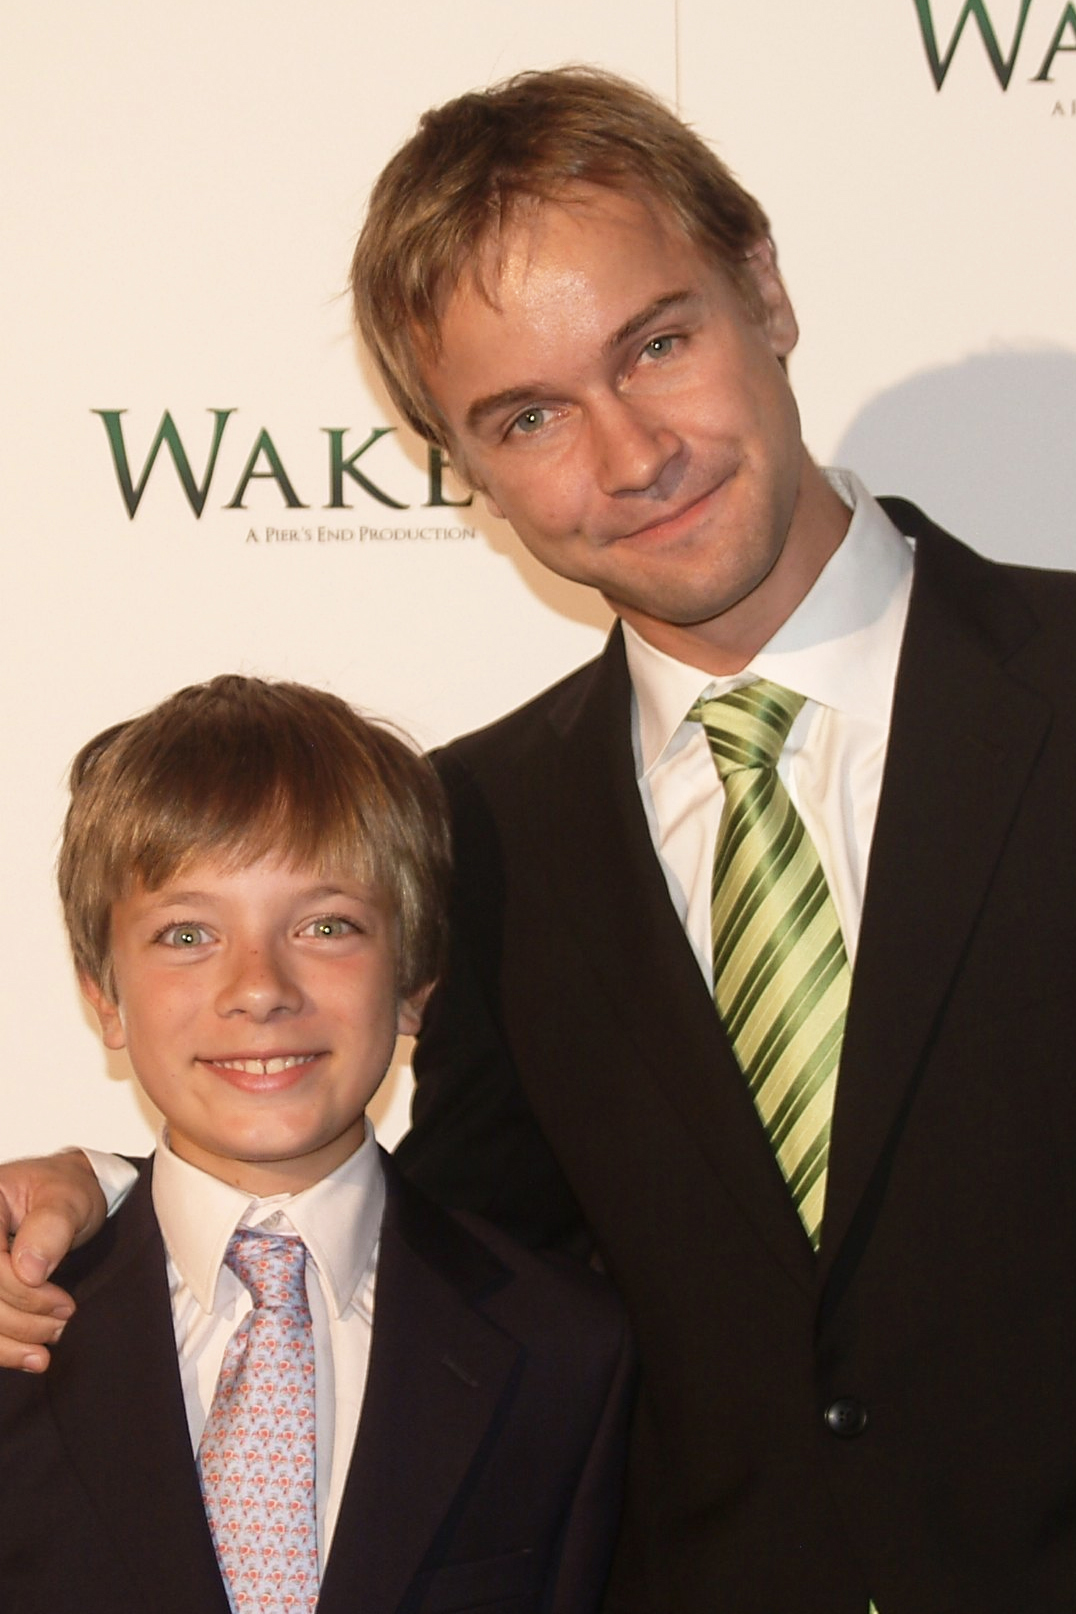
top-left (80, 974), bottom-right (126, 1052)
top-left (743, 237), bottom-right (799, 361)
top-left (396, 982), bottom-right (434, 1038)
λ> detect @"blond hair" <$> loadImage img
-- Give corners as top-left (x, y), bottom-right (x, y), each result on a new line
top-left (350, 65), bottom-right (771, 449)
top-left (58, 675), bottom-right (450, 1001)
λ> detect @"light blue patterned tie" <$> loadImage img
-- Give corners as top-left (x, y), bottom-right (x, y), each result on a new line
top-left (198, 1231), bottom-right (318, 1614)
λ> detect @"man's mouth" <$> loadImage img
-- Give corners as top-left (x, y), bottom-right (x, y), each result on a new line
top-left (609, 478), bottom-right (728, 547)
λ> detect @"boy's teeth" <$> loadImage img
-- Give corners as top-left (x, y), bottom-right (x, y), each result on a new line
top-left (225, 1055), bottom-right (312, 1075)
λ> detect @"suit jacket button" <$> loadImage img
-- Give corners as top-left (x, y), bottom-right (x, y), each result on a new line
top-left (824, 1397), bottom-right (868, 1438)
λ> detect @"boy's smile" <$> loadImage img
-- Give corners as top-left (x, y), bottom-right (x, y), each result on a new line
top-left (84, 854), bottom-right (426, 1195)
top-left (206, 1053), bottom-right (319, 1086)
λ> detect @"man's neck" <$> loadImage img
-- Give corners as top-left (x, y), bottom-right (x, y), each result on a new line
top-left (617, 459), bottom-right (851, 676)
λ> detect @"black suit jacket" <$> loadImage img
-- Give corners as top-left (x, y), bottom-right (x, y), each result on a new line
top-left (0, 1155), bottom-right (631, 1614)
top-left (399, 503), bottom-right (1076, 1613)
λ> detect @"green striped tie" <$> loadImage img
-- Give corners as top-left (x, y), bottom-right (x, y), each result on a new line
top-left (692, 680), bottom-right (850, 1250)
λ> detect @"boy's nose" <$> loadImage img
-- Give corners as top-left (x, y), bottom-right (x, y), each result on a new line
top-left (216, 947), bottom-right (303, 1019)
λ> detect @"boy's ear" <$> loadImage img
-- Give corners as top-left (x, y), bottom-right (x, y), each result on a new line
top-left (80, 974), bottom-right (127, 1052)
top-left (396, 982), bottom-right (434, 1038)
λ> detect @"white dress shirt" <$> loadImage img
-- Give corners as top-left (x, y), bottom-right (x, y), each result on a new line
top-left (624, 468), bottom-right (915, 982)
top-left (149, 1124), bottom-right (384, 1569)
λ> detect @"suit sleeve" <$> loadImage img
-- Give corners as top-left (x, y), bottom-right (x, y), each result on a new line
top-left (545, 1300), bottom-right (637, 1614)
top-left (394, 746), bottom-right (592, 1255)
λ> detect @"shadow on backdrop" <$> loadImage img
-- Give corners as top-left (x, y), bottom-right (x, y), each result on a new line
top-left (833, 347), bottom-right (1076, 572)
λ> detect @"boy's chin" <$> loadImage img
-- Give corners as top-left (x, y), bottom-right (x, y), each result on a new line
top-left (166, 1118), bottom-right (368, 1195)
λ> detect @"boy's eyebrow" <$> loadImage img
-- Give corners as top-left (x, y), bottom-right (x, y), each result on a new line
top-left (462, 291), bottom-right (698, 436)
top-left (140, 889), bottom-right (216, 908)
top-left (298, 883), bottom-right (382, 906)
top-left (138, 881), bottom-right (381, 909)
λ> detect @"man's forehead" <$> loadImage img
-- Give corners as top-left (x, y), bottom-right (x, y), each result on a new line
top-left (434, 180), bottom-right (692, 331)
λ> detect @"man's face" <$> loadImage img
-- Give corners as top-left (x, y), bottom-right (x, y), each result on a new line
top-left (84, 854), bottom-right (426, 1195)
top-left (423, 184), bottom-right (842, 670)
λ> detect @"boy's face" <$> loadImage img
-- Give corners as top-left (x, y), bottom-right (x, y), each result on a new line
top-left (84, 853), bottom-right (426, 1195)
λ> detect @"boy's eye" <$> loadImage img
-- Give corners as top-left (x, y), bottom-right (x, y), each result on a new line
top-left (643, 334), bottom-right (675, 358)
top-left (304, 916), bottom-right (357, 939)
top-left (157, 923), bottom-right (211, 948)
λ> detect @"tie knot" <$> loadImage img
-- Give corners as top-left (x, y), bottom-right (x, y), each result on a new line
top-left (225, 1230), bottom-right (308, 1311)
top-left (691, 679), bottom-right (804, 778)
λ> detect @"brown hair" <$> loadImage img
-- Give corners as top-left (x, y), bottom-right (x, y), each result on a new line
top-left (58, 675), bottom-right (450, 1001)
top-left (350, 65), bottom-right (771, 449)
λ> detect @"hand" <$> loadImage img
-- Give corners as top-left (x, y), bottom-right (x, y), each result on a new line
top-left (0, 1150), bottom-right (107, 1372)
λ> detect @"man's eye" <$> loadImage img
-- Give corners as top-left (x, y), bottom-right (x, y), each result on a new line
top-left (644, 334), bottom-right (675, 358)
top-left (509, 407), bottom-right (549, 436)
top-left (157, 924), bottom-right (211, 948)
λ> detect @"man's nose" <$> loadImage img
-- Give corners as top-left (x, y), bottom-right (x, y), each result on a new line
top-left (215, 945), bottom-right (303, 1020)
top-left (591, 396), bottom-right (680, 496)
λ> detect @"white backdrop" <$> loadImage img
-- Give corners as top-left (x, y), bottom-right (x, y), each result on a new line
top-left (4, 0), bottom-right (1074, 1157)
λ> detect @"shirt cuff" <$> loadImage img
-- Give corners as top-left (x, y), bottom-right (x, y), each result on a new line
top-left (77, 1148), bottom-right (138, 1215)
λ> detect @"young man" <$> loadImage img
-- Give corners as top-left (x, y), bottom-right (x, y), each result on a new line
top-left (5, 68), bottom-right (1076, 1612)
top-left (0, 675), bottom-right (631, 1614)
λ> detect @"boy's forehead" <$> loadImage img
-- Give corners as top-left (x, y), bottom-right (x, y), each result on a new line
top-left (122, 846), bottom-right (380, 900)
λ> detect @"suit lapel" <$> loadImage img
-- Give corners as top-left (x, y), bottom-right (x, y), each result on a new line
top-left (319, 1160), bottom-right (523, 1614)
top-left (820, 514), bottom-right (1051, 1273)
top-left (536, 627), bottom-right (816, 1287)
top-left (48, 1162), bottom-right (524, 1614)
top-left (534, 529), bottom-right (1052, 1291)
top-left (45, 1167), bottom-right (231, 1614)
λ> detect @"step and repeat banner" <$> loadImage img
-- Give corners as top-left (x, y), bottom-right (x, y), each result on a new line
top-left (4, 0), bottom-right (1074, 1156)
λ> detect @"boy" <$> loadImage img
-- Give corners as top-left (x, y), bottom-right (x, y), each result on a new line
top-left (0, 674), bottom-right (631, 1614)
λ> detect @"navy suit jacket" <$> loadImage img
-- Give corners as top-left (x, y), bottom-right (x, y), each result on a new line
top-left (0, 1155), bottom-right (632, 1614)
top-left (399, 503), bottom-right (1076, 1613)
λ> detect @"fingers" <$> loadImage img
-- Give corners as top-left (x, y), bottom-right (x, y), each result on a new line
top-left (12, 1199), bottom-right (96, 1286)
top-left (0, 1249), bottom-right (73, 1372)
top-left (0, 1149), bottom-right (108, 1283)
top-left (0, 1149), bottom-right (107, 1373)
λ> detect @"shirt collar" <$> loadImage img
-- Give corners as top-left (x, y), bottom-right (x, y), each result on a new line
top-left (152, 1120), bottom-right (385, 1320)
top-left (624, 468), bottom-right (915, 777)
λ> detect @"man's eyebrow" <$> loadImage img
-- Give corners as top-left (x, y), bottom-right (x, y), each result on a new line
top-left (465, 386), bottom-right (548, 436)
top-left (606, 291), bottom-right (696, 353)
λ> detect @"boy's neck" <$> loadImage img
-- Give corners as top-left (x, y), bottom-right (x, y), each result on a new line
top-left (160, 1121), bottom-right (372, 1200)
top-left (151, 1127), bottom-right (385, 1310)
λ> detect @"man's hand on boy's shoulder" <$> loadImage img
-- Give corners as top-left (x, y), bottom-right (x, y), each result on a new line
top-left (0, 1149), bottom-right (106, 1372)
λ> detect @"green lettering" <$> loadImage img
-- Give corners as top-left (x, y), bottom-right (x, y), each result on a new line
top-left (424, 446), bottom-right (473, 508)
top-left (226, 430), bottom-right (307, 510)
top-left (1034, 4), bottom-right (1076, 79)
top-left (93, 407), bottom-right (235, 519)
top-left (324, 426), bottom-right (407, 509)
top-left (913, 0), bottom-right (1034, 89)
